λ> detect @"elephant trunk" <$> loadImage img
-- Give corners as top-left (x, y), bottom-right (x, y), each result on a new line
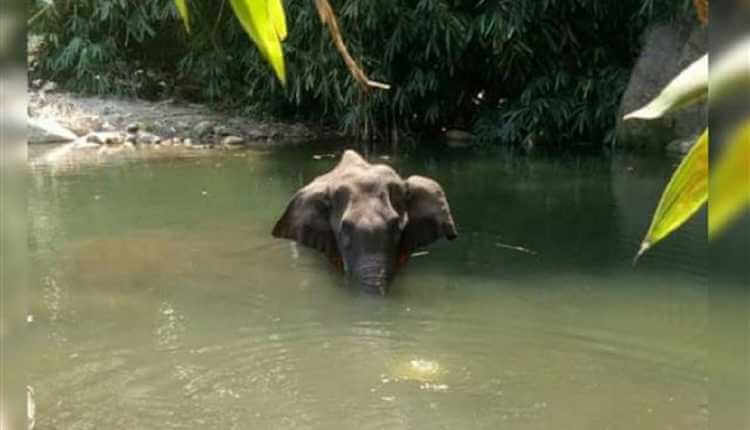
top-left (350, 255), bottom-right (392, 295)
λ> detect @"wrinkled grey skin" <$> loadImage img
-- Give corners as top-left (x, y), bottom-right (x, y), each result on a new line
top-left (272, 150), bottom-right (457, 294)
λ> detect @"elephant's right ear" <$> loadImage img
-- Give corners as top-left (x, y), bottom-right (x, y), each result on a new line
top-left (401, 175), bottom-right (458, 254)
top-left (272, 182), bottom-right (340, 263)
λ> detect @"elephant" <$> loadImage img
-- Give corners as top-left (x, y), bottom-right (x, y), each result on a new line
top-left (272, 150), bottom-right (457, 294)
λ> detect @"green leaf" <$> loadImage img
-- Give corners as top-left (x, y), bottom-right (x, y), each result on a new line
top-left (229, 0), bottom-right (287, 85)
top-left (634, 129), bottom-right (708, 263)
top-left (268, 0), bottom-right (288, 41)
top-left (709, 120), bottom-right (750, 238)
top-left (174, 0), bottom-right (190, 33)
top-left (624, 54), bottom-right (707, 120)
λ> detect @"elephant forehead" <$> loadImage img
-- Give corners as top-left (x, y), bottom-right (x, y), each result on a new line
top-left (334, 165), bottom-right (402, 192)
top-left (347, 193), bottom-right (403, 224)
top-left (352, 175), bottom-right (388, 194)
top-left (343, 204), bottom-right (400, 233)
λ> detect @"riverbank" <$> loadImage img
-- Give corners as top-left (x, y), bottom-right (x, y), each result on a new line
top-left (28, 82), bottom-right (343, 152)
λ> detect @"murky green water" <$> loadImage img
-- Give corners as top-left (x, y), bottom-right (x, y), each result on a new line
top-left (28, 144), bottom-right (708, 429)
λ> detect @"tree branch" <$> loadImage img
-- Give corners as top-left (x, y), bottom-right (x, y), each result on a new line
top-left (314, 0), bottom-right (391, 92)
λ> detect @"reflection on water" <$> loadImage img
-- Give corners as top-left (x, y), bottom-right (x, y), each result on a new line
top-left (28, 144), bottom-right (708, 429)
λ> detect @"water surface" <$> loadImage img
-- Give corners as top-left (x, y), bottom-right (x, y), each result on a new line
top-left (28, 144), bottom-right (708, 429)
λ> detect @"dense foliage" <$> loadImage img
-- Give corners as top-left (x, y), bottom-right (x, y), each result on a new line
top-left (30, 0), bottom-right (690, 147)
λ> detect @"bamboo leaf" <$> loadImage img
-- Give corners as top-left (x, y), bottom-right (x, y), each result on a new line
top-left (709, 120), bottom-right (750, 238)
top-left (229, 0), bottom-right (287, 85)
top-left (268, 0), bottom-right (288, 41)
top-left (635, 129), bottom-right (708, 263)
top-left (624, 54), bottom-right (707, 120)
top-left (174, 0), bottom-right (190, 33)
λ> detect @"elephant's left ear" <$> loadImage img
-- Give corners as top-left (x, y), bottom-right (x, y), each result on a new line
top-left (272, 181), bottom-right (340, 264)
top-left (401, 175), bottom-right (458, 254)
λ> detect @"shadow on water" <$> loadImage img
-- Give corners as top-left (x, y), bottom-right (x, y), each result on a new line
top-left (27, 143), bottom-right (708, 429)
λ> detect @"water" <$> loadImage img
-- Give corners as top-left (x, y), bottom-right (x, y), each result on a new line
top-left (27, 144), bottom-right (708, 429)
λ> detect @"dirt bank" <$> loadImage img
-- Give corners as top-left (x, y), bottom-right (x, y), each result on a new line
top-left (28, 82), bottom-right (342, 149)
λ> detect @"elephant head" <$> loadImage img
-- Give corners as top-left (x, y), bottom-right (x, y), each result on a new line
top-left (272, 150), bottom-right (457, 294)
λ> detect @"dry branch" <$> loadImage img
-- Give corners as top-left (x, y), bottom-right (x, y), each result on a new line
top-left (693, 0), bottom-right (708, 25)
top-left (314, 0), bottom-right (391, 92)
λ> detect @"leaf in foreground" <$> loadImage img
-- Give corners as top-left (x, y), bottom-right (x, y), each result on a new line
top-left (709, 120), bottom-right (750, 238)
top-left (624, 54), bottom-right (707, 120)
top-left (710, 36), bottom-right (750, 104)
top-left (229, 0), bottom-right (288, 85)
top-left (634, 129), bottom-right (708, 263)
top-left (174, 0), bottom-right (190, 33)
top-left (267, 0), bottom-right (288, 41)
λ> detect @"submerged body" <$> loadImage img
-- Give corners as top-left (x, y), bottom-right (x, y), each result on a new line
top-left (272, 150), bottom-right (457, 293)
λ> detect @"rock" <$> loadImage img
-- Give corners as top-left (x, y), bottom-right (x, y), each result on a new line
top-left (100, 132), bottom-right (125, 145)
top-left (126, 123), bottom-right (141, 133)
top-left (221, 135), bottom-right (245, 146)
top-left (616, 18), bottom-right (706, 151)
top-left (193, 120), bottom-right (214, 137)
top-left (28, 118), bottom-right (79, 143)
top-left (135, 131), bottom-right (161, 145)
top-left (41, 81), bottom-right (58, 92)
top-left (183, 138), bottom-right (193, 147)
top-left (86, 131), bottom-right (125, 145)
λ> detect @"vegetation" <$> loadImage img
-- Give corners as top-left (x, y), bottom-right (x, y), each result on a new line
top-left (30, 0), bottom-right (689, 147)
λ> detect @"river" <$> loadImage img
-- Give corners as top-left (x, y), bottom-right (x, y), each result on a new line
top-left (27, 143), bottom-right (708, 429)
